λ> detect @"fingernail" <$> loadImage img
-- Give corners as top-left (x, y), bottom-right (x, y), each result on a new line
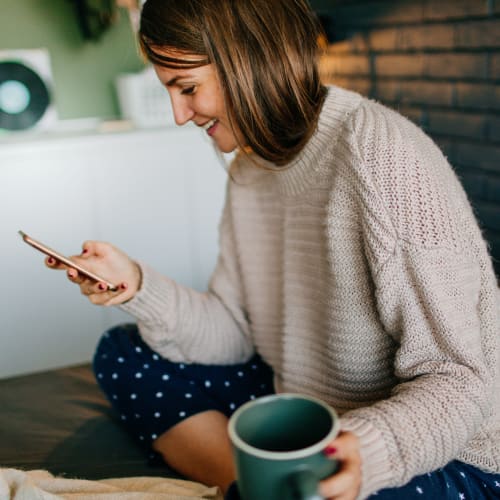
top-left (82, 248), bottom-right (89, 254)
top-left (98, 283), bottom-right (107, 290)
top-left (120, 283), bottom-right (128, 290)
top-left (323, 446), bottom-right (337, 457)
top-left (47, 257), bottom-right (55, 265)
top-left (68, 272), bottom-right (76, 278)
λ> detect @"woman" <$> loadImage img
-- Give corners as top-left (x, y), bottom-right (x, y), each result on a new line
top-left (47, 0), bottom-right (500, 498)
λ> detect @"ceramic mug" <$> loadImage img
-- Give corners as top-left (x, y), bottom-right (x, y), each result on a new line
top-left (228, 393), bottom-right (339, 500)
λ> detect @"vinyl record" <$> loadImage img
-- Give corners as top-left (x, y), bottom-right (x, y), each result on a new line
top-left (0, 60), bottom-right (50, 131)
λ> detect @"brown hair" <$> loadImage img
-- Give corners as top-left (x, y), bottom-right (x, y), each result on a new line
top-left (139, 0), bottom-right (326, 166)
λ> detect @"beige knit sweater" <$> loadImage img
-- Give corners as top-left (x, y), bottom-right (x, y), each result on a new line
top-left (122, 86), bottom-right (500, 498)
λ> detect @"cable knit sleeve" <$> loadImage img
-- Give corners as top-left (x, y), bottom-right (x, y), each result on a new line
top-left (340, 102), bottom-right (499, 498)
top-left (119, 183), bottom-right (254, 364)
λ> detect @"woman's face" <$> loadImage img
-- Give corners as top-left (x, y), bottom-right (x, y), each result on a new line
top-left (153, 52), bottom-right (241, 153)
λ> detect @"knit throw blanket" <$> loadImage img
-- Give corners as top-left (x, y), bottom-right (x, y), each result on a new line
top-left (0, 469), bottom-right (222, 500)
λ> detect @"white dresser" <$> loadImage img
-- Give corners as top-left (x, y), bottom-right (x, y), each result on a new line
top-left (0, 125), bottom-right (227, 378)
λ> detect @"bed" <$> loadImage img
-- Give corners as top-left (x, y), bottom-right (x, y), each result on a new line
top-left (0, 363), bottom-right (181, 481)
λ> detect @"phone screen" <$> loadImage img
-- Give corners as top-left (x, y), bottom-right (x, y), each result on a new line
top-left (19, 230), bottom-right (118, 291)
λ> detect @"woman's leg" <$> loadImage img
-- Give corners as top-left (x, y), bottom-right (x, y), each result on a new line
top-left (93, 323), bottom-right (274, 493)
top-left (369, 460), bottom-right (500, 499)
top-left (153, 410), bottom-right (235, 493)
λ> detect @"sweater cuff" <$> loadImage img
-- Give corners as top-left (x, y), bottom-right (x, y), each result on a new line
top-left (119, 261), bottom-right (173, 324)
top-left (340, 416), bottom-right (394, 499)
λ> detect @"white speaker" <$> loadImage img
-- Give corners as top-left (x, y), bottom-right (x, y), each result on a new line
top-left (0, 48), bottom-right (57, 132)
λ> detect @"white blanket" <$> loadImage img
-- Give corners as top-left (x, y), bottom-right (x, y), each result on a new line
top-left (0, 469), bottom-right (223, 500)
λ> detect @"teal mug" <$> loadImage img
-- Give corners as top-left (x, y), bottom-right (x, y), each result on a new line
top-left (228, 393), bottom-right (339, 500)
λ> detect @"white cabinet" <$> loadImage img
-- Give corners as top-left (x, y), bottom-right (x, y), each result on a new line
top-left (0, 126), bottom-right (227, 378)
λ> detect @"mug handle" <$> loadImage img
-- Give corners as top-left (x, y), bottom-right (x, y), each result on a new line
top-left (288, 469), bottom-right (323, 500)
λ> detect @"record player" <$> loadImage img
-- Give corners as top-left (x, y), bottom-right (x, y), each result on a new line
top-left (0, 49), bottom-right (57, 132)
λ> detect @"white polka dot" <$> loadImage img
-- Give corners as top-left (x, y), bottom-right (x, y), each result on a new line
top-left (179, 411), bottom-right (186, 417)
top-left (154, 412), bottom-right (161, 418)
top-left (117, 357), bottom-right (125, 363)
top-left (97, 373), bottom-right (103, 379)
top-left (130, 393), bottom-right (137, 399)
top-left (416, 486), bottom-right (423, 494)
top-left (237, 371), bottom-right (244, 377)
top-left (152, 354), bottom-right (159, 361)
top-left (143, 363), bottom-right (150, 369)
top-left (205, 380), bottom-right (211, 387)
top-left (251, 364), bottom-right (257, 369)
top-left (151, 433), bottom-right (157, 439)
top-left (156, 392), bottom-right (163, 398)
top-left (224, 381), bottom-right (230, 387)
top-left (112, 373), bottom-right (118, 379)
top-left (135, 372), bottom-right (142, 379)
top-left (162, 374), bottom-right (170, 381)
top-left (112, 394), bottom-right (118, 400)
top-left (135, 413), bottom-right (141, 418)
top-left (101, 354), bottom-right (108, 359)
top-left (179, 363), bottom-right (185, 369)
top-left (121, 415), bottom-right (127, 420)
top-left (135, 346), bottom-right (142, 353)
top-left (250, 395), bottom-right (256, 400)
top-left (229, 403), bottom-right (236, 410)
top-left (139, 435), bottom-right (144, 441)
top-left (185, 393), bottom-right (192, 398)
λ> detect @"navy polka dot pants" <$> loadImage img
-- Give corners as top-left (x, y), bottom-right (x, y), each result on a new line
top-left (93, 323), bottom-right (274, 446)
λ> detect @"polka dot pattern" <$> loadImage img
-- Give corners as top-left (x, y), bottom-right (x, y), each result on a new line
top-left (93, 324), bottom-right (274, 447)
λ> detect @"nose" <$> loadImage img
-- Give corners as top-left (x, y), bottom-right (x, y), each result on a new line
top-left (169, 94), bottom-right (194, 126)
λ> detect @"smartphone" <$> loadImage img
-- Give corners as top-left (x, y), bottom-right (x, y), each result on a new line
top-left (19, 230), bottom-right (118, 291)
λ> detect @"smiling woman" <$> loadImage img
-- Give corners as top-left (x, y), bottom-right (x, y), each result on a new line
top-left (139, 0), bottom-right (326, 165)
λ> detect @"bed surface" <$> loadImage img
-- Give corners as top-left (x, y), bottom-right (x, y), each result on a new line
top-left (0, 363), bottom-right (180, 480)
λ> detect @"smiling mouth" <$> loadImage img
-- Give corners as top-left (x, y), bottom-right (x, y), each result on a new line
top-left (202, 118), bottom-right (217, 131)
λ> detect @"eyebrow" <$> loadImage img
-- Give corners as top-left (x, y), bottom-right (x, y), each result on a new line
top-left (166, 76), bottom-right (191, 87)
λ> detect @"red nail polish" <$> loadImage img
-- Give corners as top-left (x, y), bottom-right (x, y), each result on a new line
top-left (323, 446), bottom-right (337, 456)
top-left (68, 272), bottom-right (76, 279)
top-left (98, 283), bottom-right (106, 290)
top-left (120, 283), bottom-right (128, 290)
top-left (82, 248), bottom-right (89, 254)
top-left (47, 257), bottom-right (55, 265)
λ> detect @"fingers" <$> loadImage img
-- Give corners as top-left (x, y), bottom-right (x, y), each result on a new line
top-left (319, 432), bottom-right (362, 500)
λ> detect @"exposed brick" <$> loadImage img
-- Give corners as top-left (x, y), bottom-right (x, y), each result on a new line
top-left (319, 53), bottom-right (371, 78)
top-left (456, 83), bottom-right (500, 111)
top-left (426, 110), bottom-right (485, 139)
top-left (474, 202), bottom-right (500, 231)
top-left (458, 171), bottom-right (489, 199)
top-left (326, 33), bottom-right (369, 54)
top-left (368, 28), bottom-right (399, 51)
top-left (373, 80), bottom-right (401, 102)
top-left (455, 142), bottom-right (500, 173)
top-left (399, 80), bottom-right (454, 106)
top-left (455, 20), bottom-right (500, 49)
top-left (376, 54), bottom-right (425, 77)
top-left (485, 175), bottom-right (500, 203)
top-left (334, 1), bottom-right (425, 28)
top-left (324, 77), bottom-right (372, 97)
top-left (424, 53), bottom-right (488, 80)
top-left (491, 53), bottom-right (500, 79)
top-left (397, 24), bottom-right (455, 51)
top-left (487, 116), bottom-right (500, 142)
top-left (397, 105), bottom-right (424, 126)
top-left (423, 0), bottom-right (489, 21)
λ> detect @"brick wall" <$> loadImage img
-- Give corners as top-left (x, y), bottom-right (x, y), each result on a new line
top-left (316, 0), bottom-right (500, 279)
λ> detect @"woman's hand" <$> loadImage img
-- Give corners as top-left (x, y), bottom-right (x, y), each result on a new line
top-left (319, 431), bottom-right (362, 500)
top-left (45, 240), bottom-right (141, 306)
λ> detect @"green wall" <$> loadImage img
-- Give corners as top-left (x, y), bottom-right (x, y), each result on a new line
top-left (0, 0), bottom-right (145, 120)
